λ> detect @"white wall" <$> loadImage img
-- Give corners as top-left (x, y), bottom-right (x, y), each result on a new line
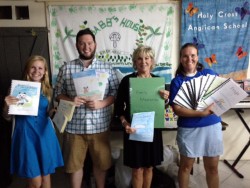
top-left (1, 0), bottom-right (250, 160)
top-left (0, 1), bottom-right (46, 27)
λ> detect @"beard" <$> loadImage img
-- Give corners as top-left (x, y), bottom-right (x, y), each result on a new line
top-left (77, 48), bottom-right (96, 60)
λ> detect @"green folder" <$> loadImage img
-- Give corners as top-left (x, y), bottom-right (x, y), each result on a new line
top-left (129, 77), bottom-right (165, 128)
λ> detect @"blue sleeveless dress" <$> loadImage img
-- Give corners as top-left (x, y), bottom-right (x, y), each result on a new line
top-left (10, 94), bottom-right (64, 178)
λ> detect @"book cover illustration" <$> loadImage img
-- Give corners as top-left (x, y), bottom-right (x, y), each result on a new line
top-left (9, 80), bottom-right (41, 116)
top-left (129, 77), bottom-right (165, 128)
top-left (129, 111), bottom-right (155, 142)
top-left (72, 69), bottom-right (108, 100)
top-left (52, 99), bottom-right (75, 133)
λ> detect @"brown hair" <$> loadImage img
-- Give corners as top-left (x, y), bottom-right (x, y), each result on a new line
top-left (76, 28), bottom-right (96, 43)
top-left (175, 43), bottom-right (204, 77)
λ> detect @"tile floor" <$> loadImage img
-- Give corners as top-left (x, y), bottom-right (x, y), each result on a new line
top-left (190, 160), bottom-right (250, 188)
top-left (8, 160), bottom-right (250, 188)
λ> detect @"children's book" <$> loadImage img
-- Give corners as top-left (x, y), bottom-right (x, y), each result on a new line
top-left (72, 69), bottom-right (108, 100)
top-left (8, 80), bottom-right (41, 116)
top-left (52, 99), bottom-right (75, 133)
top-left (129, 111), bottom-right (155, 142)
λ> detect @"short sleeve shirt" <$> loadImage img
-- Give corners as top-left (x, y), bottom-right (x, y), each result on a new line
top-left (169, 69), bottom-right (221, 128)
top-left (54, 58), bottom-right (119, 134)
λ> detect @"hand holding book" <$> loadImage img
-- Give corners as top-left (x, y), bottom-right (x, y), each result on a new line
top-left (52, 99), bottom-right (76, 133)
top-left (130, 77), bottom-right (165, 128)
top-left (8, 80), bottom-right (41, 116)
top-left (129, 111), bottom-right (155, 142)
top-left (72, 69), bottom-right (108, 100)
top-left (173, 75), bottom-right (248, 116)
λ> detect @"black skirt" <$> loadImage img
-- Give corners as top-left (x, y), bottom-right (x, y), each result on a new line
top-left (123, 129), bottom-right (163, 168)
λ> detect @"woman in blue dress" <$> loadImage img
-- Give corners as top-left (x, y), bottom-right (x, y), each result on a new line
top-left (4, 55), bottom-right (64, 188)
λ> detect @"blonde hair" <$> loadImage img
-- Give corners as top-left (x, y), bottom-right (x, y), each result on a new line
top-left (23, 55), bottom-right (52, 102)
top-left (132, 46), bottom-right (156, 70)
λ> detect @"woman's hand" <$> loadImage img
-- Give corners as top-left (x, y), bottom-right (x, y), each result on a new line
top-left (5, 95), bottom-right (19, 106)
top-left (3, 95), bottom-right (14, 121)
top-left (159, 89), bottom-right (169, 100)
top-left (120, 117), bottom-right (136, 134)
top-left (201, 103), bottom-right (214, 117)
top-left (173, 103), bottom-right (214, 117)
top-left (124, 124), bottom-right (136, 134)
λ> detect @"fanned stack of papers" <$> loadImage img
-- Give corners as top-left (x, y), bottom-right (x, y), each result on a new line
top-left (173, 75), bottom-right (248, 116)
top-left (72, 69), bottom-right (109, 100)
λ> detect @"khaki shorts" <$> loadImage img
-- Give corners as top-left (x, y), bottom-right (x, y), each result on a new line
top-left (62, 131), bottom-right (112, 173)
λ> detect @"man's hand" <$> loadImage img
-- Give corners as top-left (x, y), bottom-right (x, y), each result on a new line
top-left (73, 96), bottom-right (87, 107)
top-left (85, 100), bottom-right (104, 110)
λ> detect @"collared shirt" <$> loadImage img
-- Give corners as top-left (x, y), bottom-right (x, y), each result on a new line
top-left (54, 58), bottom-right (119, 134)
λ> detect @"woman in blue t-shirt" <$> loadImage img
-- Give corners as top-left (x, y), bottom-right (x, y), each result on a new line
top-left (169, 43), bottom-right (223, 188)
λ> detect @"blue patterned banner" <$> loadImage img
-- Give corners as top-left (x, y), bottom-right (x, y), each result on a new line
top-left (181, 0), bottom-right (250, 80)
